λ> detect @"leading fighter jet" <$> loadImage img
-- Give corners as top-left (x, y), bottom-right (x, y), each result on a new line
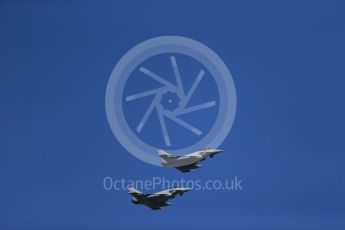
top-left (128, 187), bottom-right (191, 210)
top-left (159, 149), bottom-right (223, 172)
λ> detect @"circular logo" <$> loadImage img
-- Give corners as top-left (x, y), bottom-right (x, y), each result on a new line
top-left (105, 36), bottom-right (236, 166)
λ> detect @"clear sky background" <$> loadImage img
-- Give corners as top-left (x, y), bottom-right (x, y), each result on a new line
top-left (1, 0), bottom-right (345, 229)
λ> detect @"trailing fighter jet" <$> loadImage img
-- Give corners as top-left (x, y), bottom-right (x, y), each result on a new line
top-left (158, 149), bottom-right (223, 173)
top-left (128, 187), bottom-right (191, 210)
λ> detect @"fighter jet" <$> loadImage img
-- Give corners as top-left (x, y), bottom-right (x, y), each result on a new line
top-left (158, 149), bottom-right (223, 172)
top-left (128, 187), bottom-right (191, 210)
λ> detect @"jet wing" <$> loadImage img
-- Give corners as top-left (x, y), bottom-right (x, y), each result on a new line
top-left (145, 194), bottom-right (170, 203)
top-left (175, 162), bottom-right (201, 173)
top-left (144, 201), bottom-right (170, 210)
top-left (164, 155), bottom-right (180, 159)
top-left (143, 194), bottom-right (172, 210)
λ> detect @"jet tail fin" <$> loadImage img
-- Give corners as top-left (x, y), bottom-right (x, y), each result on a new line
top-left (128, 187), bottom-right (149, 200)
top-left (128, 187), bottom-right (142, 194)
top-left (158, 150), bottom-right (172, 157)
top-left (158, 150), bottom-right (179, 162)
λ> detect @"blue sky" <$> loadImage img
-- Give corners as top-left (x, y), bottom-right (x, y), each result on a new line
top-left (1, 0), bottom-right (345, 229)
